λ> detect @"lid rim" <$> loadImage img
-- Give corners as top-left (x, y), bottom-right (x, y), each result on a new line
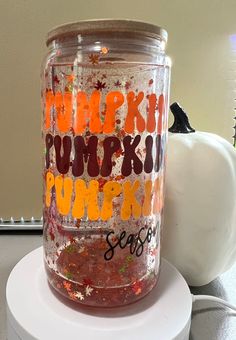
top-left (46, 19), bottom-right (168, 47)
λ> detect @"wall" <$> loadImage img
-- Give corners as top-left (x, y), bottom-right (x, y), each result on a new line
top-left (0, 0), bottom-right (235, 218)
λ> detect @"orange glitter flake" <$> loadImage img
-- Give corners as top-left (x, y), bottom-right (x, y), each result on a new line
top-left (132, 281), bottom-right (143, 295)
top-left (67, 74), bottom-right (75, 82)
top-left (63, 280), bottom-right (72, 291)
top-left (68, 291), bottom-right (77, 301)
top-left (135, 288), bottom-right (142, 295)
top-left (101, 46), bottom-right (109, 54)
top-left (89, 54), bottom-right (100, 65)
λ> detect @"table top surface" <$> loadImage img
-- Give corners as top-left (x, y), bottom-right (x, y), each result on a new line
top-left (0, 232), bottom-right (236, 340)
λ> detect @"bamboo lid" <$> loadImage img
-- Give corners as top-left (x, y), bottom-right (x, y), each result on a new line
top-left (46, 19), bottom-right (168, 46)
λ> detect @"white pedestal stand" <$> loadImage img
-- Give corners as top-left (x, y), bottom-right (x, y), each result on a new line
top-left (6, 247), bottom-right (192, 340)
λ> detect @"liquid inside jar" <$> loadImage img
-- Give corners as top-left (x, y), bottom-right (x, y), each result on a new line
top-left (45, 219), bottom-right (159, 306)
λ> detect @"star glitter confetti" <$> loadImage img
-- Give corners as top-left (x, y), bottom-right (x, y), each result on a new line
top-left (125, 81), bottom-right (131, 90)
top-left (132, 281), bottom-right (143, 295)
top-left (65, 244), bottom-right (76, 254)
top-left (67, 74), bottom-right (75, 82)
top-left (148, 79), bottom-right (153, 86)
top-left (94, 80), bottom-right (106, 90)
top-left (53, 75), bottom-right (60, 84)
top-left (119, 266), bottom-right (126, 274)
top-left (68, 291), bottom-right (77, 301)
top-left (65, 84), bottom-right (73, 92)
top-left (63, 280), bottom-right (72, 291)
top-left (114, 80), bottom-right (122, 87)
top-left (85, 285), bottom-right (94, 296)
top-left (98, 177), bottom-right (107, 192)
top-left (65, 271), bottom-right (73, 280)
top-left (75, 291), bottom-right (85, 301)
top-left (89, 53), bottom-right (100, 65)
top-left (101, 46), bottom-right (109, 54)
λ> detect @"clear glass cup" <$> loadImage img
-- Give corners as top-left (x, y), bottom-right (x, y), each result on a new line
top-left (42, 19), bottom-right (171, 307)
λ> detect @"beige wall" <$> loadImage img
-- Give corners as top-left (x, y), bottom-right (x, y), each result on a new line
top-left (0, 0), bottom-right (235, 218)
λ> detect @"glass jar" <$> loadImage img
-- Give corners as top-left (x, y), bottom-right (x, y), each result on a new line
top-left (42, 19), bottom-right (171, 307)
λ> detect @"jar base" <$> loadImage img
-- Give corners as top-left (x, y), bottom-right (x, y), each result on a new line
top-left (45, 263), bottom-right (159, 307)
top-left (44, 236), bottom-right (159, 307)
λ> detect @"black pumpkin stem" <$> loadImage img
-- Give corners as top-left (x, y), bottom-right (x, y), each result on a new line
top-left (169, 102), bottom-right (195, 133)
top-left (233, 115), bottom-right (236, 148)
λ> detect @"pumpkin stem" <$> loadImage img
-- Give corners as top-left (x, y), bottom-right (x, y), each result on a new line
top-left (169, 102), bottom-right (195, 133)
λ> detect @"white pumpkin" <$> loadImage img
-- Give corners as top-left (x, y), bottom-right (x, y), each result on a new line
top-left (162, 102), bottom-right (236, 286)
